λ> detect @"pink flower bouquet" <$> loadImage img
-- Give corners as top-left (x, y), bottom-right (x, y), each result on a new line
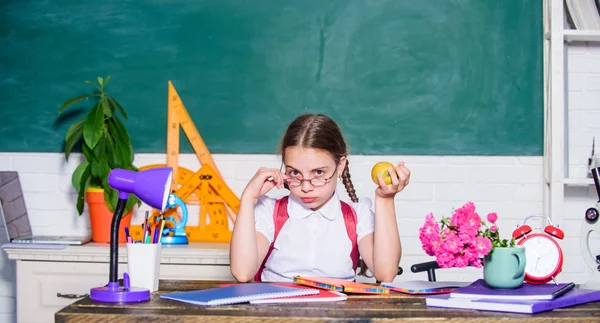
top-left (419, 202), bottom-right (515, 268)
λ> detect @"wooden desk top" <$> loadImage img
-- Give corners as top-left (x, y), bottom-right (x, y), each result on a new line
top-left (55, 280), bottom-right (600, 323)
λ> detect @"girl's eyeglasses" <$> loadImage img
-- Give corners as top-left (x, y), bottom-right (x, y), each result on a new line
top-left (284, 171), bottom-right (337, 187)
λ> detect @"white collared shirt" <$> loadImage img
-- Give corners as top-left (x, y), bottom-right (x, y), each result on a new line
top-left (254, 192), bottom-right (375, 282)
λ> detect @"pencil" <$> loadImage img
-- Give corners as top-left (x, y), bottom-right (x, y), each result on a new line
top-left (141, 223), bottom-right (146, 243)
top-left (143, 211), bottom-right (149, 242)
top-left (152, 221), bottom-right (160, 244)
top-left (158, 219), bottom-right (166, 243)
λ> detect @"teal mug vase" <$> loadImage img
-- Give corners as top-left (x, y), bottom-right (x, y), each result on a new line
top-left (483, 247), bottom-right (526, 289)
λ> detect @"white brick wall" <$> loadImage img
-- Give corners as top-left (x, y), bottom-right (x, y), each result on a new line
top-left (0, 151), bottom-right (549, 322)
top-left (567, 44), bottom-right (600, 178)
top-left (565, 42), bottom-right (600, 286)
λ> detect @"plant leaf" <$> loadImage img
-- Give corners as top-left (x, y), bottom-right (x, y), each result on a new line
top-left (58, 94), bottom-right (96, 116)
top-left (104, 134), bottom-right (119, 169)
top-left (98, 76), bottom-right (104, 87)
top-left (124, 195), bottom-right (140, 215)
top-left (90, 136), bottom-right (108, 177)
top-left (107, 119), bottom-right (131, 166)
top-left (90, 160), bottom-right (111, 185)
top-left (126, 158), bottom-right (138, 172)
top-left (85, 80), bottom-right (101, 90)
top-left (127, 143), bottom-right (135, 164)
top-left (76, 190), bottom-right (85, 215)
top-left (64, 120), bottom-right (85, 160)
top-left (89, 159), bottom-right (104, 182)
top-left (104, 75), bottom-right (111, 84)
top-left (102, 98), bottom-right (113, 118)
top-left (109, 117), bottom-right (134, 165)
top-left (103, 184), bottom-right (118, 213)
top-left (111, 115), bottom-right (131, 146)
top-left (108, 96), bottom-right (127, 120)
top-left (113, 135), bottom-right (129, 166)
top-left (71, 160), bottom-right (90, 193)
top-left (81, 141), bottom-right (94, 162)
top-left (72, 161), bottom-right (91, 215)
top-left (82, 102), bottom-right (104, 150)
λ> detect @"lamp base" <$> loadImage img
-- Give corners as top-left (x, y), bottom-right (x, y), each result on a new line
top-left (161, 235), bottom-right (189, 244)
top-left (90, 282), bottom-right (150, 303)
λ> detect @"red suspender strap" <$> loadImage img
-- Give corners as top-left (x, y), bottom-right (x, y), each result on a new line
top-left (340, 201), bottom-right (359, 271)
top-left (254, 196), bottom-right (290, 282)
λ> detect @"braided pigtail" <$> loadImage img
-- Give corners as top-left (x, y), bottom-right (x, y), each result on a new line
top-left (341, 159), bottom-right (358, 203)
top-left (357, 259), bottom-right (370, 277)
top-left (341, 159), bottom-right (370, 277)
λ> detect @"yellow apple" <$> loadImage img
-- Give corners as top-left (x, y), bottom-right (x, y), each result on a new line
top-left (371, 161), bottom-right (396, 185)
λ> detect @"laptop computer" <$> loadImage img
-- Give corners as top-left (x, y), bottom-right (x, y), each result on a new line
top-left (0, 171), bottom-right (91, 245)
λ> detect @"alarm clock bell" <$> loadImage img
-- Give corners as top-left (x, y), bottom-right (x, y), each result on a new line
top-left (580, 167), bottom-right (600, 290)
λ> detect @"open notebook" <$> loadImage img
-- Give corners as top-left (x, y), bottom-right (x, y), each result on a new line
top-left (160, 283), bottom-right (319, 306)
top-left (382, 280), bottom-right (470, 295)
top-left (220, 283), bottom-right (348, 304)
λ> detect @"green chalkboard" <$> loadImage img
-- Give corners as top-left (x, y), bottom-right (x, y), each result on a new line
top-left (0, 0), bottom-right (543, 155)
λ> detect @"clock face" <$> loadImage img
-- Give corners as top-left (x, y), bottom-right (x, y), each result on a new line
top-left (522, 235), bottom-right (561, 278)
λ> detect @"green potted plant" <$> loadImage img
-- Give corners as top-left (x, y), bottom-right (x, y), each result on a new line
top-left (57, 76), bottom-right (140, 243)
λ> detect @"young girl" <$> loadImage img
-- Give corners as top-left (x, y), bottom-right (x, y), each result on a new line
top-left (230, 114), bottom-right (410, 283)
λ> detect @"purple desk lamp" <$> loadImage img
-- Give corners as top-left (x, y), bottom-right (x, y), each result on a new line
top-left (89, 167), bottom-right (173, 303)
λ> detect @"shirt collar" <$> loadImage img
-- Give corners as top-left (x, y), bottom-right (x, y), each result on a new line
top-left (287, 192), bottom-right (342, 221)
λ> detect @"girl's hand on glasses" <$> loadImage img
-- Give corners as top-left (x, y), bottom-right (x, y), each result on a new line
top-left (242, 167), bottom-right (289, 201)
top-left (375, 161), bottom-right (411, 199)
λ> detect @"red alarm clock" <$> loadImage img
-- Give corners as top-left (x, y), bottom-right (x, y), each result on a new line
top-left (512, 215), bottom-right (565, 285)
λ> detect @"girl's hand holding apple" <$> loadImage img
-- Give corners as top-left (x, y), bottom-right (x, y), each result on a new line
top-left (371, 161), bottom-right (410, 198)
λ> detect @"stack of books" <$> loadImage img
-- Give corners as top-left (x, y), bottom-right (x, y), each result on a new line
top-left (426, 279), bottom-right (600, 314)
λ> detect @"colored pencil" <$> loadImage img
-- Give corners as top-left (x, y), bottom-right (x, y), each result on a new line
top-left (158, 219), bottom-right (166, 243)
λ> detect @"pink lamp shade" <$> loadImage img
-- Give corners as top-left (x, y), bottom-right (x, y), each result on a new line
top-left (108, 167), bottom-right (173, 211)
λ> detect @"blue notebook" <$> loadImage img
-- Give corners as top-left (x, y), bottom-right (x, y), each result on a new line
top-left (160, 283), bottom-right (319, 306)
top-left (450, 279), bottom-right (575, 300)
top-left (426, 288), bottom-right (600, 314)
